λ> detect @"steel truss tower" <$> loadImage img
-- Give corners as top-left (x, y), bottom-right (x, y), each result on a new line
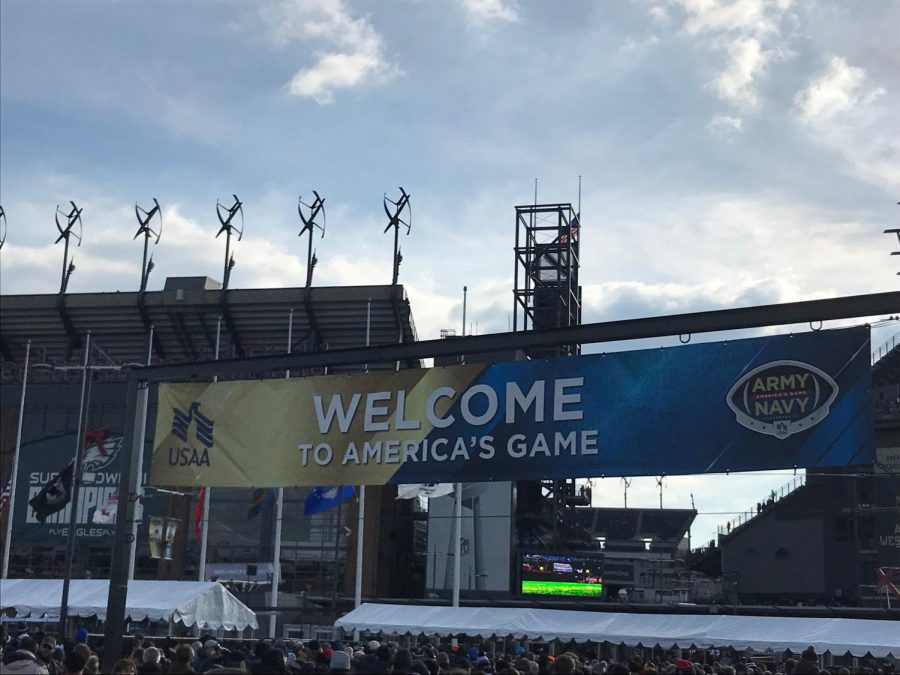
top-left (513, 202), bottom-right (582, 358)
top-left (513, 202), bottom-right (588, 551)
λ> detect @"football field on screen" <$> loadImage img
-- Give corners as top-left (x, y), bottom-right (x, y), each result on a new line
top-left (521, 580), bottom-right (604, 597)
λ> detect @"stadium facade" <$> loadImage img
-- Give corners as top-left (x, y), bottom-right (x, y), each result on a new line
top-left (0, 278), bottom-right (423, 611)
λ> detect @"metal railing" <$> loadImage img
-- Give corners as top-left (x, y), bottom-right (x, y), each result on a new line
top-left (872, 332), bottom-right (899, 365)
top-left (717, 474), bottom-right (806, 537)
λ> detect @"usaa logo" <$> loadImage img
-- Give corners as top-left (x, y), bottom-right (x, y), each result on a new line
top-left (167, 402), bottom-right (214, 467)
top-left (726, 360), bottom-right (838, 439)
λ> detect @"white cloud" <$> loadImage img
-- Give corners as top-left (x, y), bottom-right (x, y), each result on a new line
top-left (460, 0), bottom-right (520, 27)
top-left (620, 34), bottom-right (660, 55)
top-left (262, 0), bottom-right (399, 104)
top-left (657, 0), bottom-right (793, 111)
top-left (712, 37), bottom-right (766, 108)
top-left (794, 57), bottom-right (899, 190)
top-left (795, 56), bottom-right (866, 122)
top-left (676, 0), bottom-right (788, 36)
top-left (707, 114), bottom-right (743, 138)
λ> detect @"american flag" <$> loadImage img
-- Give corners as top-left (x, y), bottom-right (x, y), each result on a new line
top-left (558, 216), bottom-right (580, 244)
top-left (0, 472), bottom-right (12, 512)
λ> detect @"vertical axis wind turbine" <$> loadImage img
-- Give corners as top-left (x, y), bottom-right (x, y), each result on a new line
top-left (134, 198), bottom-right (162, 292)
top-left (0, 205), bottom-right (7, 250)
top-left (216, 195), bottom-right (244, 290)
top-left (55, 202), bottom-right (83, 293)
top-left (298, 191), bottom-right (326, 287)
top-left (383, 187), bottom-right (411, 285)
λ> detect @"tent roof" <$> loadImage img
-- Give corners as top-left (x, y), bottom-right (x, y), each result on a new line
top-left (335, 604), bottom-right (899, 658)
top-left (0, 579), bottom-right (258, 631)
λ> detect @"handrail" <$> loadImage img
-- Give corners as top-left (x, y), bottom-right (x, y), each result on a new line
top-left (717, 474), bottom-right (806, 537)
top-left (872, 331), bottom-right (899, 365)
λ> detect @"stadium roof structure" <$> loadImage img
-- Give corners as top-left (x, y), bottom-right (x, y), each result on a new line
top-left (575, 508), bottom-right (695, 543)
top-left (0, 277), bottom-right (419, 378)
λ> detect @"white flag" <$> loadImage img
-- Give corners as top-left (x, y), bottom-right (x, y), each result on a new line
top-left (397, 483), bottom-right (455, 500)
top-left (93, 493), bottom-right (118, 524)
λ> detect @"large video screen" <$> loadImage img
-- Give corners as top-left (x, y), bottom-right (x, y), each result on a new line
top-left (520, 553), bottom-right (604, 597)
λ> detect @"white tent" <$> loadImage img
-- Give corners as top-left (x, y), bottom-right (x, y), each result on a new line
top-left (0, 579), bottom-right (258, 631)
top-left (335, 604), bottom-right (900, 658)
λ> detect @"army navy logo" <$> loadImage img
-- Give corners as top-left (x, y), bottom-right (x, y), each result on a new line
top-left (726, 360), bottom-right (838, 439)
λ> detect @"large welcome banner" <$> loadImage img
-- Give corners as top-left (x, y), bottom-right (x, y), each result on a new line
top-left (149, 327), bottom-right (873, 487)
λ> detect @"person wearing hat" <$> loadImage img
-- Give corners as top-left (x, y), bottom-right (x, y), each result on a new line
top-left (73, 626), bottom-right (89, 646)
top-left (330, 649), bottom-right (352, 674)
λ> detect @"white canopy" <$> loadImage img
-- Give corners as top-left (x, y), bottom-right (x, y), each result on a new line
top-left (335, 604), bottom-right (899, 658)
top-left (0, 579), bottom-right (258, 631)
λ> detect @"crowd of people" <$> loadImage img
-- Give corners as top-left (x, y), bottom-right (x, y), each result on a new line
top-left (1, 631), bottom-right (895, 675)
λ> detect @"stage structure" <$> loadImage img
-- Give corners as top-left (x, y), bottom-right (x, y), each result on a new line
top-left (513, 201), bottom-right (585, 550)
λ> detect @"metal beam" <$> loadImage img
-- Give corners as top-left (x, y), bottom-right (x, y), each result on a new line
top-left (134, 291), bottom-right (899, 383)
top-left (55, 293), bottom-right (81, 356)
top-left (103, 289), bottom-right (897, 658)
top-left (220, 291), bottom-right (245, 358)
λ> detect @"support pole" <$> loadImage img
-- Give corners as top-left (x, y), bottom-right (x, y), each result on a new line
top-left (103, 376), bottom-right (144, 667)
top-left (128, 325), bottom-right (154, 580)
top-left (331, 489), bottom-right (344, 631)
top-left (59, 333), bottom-right (91, 637)
top-left (352, 485), bottom-right (365, 641)
top-left (269, 309), bottom-right (292, 639)
top-left (2, 341), bottom-right (30, 578)
top-left (462, 287), bottom-right (467, 337)
top-left (452, 483), bottom-right (462, 607)
top-left (354, 301), bottom-right (371, 640)
top-left (199, 317), bottom-right (222, 581)
top-left (270, 488), bottom-right (283, 638)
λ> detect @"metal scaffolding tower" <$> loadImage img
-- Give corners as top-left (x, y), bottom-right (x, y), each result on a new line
top-left (513, 202), bottom-right (582, 359)
top-left (512, 201), bottom-right (587, 550)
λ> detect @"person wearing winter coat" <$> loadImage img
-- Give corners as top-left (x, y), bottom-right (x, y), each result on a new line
top-left (3, 636), bottom-right (51, 675)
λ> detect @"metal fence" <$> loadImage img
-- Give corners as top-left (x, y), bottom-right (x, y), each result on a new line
top-left (717, 474), bottom-right (806, 537)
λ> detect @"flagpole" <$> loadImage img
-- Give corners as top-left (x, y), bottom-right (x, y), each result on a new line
top-left (128, 325), bottom-right (154, 580)
top-left (60, 332), bottom-right (91, 637)
top-left (199, 316), bottom-right (222, 581)
top-left (452, 482), bottom-right (462, 607)
top-left (269, 309), bottom-right (292, 639)
top-left (2, 341), bottom-right (30, 579)
top-left (331, 487), bottom-right (344, 626)
top-left (354, 486), bottom-right (365, 613)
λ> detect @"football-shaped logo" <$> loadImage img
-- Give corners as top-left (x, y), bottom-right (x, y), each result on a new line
top-left (726, 360), bottom-right (838, 439)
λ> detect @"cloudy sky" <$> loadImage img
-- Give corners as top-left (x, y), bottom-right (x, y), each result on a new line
top-left (1, 0), bottom-right (898, 543)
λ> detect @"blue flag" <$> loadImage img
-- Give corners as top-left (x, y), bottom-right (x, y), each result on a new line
top-left (304, 485), bottom-right (355, 516)
top-left (248, 488), bottom-right (277, 520)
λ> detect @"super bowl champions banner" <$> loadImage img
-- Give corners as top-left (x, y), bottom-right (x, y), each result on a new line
top-left (12, 427), bottom-right (156, 541)
top-left (150, 326), bottom-right (873, 487)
